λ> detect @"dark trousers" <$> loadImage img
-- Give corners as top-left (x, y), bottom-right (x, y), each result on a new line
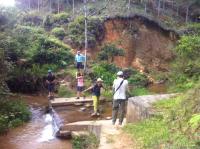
top-left (112, 99), bottom-right (126, 125)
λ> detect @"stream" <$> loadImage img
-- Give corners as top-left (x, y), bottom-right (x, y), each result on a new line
top-left (0, 95), bottom-right (72, 149)
top-left (0, 83), bottom-right (166, 149)
top-left (0, 95), bottom-right (112, 149)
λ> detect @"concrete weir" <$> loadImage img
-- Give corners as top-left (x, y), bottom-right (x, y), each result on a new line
top-left (50, 97), bottom-right (105, 107)
top-left (50, 94), bottom-right (176, 148)
top-left (126, 94), bottom-right (176, 123)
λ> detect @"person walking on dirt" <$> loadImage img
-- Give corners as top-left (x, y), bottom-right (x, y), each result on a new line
top-left (75, 51), bottom-right (85, 71)
top-left (83, 78), bottom-right (104, 116)
top-left (76, 72), bottom-right (84, 99)
top-left (46, 70), bottom-right (56, 99)
top-left (112, 71), bottom-right (129, 125)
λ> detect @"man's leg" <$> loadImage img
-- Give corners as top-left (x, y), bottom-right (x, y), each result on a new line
top-left (112, 100), bottom-right (119, 125)
top-left (118, 100), bottom-right (126, 125)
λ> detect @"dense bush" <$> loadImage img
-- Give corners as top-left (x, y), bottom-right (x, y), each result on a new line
top-left (68, 16), bottom-right (104, 48)
top-left (43, 12), bottom-right (70, 28)
top-left (91, 63), bottom-right (119, 86)
top-left (124, 68), bottom-right (148, 87)
top-left (98, 43), bottom-right (125, 63)
top-left (0, 99), bottom-right (31, 133)
top-left (20, 11), bottom-right (43, 26)
top-left (170, 35), bottom-right (200, 91)
top-left (51, 27), bottom-right (66, 39)
top-left (0, 24), bottom-right (73, 93)
top-left (72, 133), bottom-right (99, 149)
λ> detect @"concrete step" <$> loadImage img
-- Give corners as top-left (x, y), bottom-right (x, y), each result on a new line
top-left (50, 97), bottom-right (105, 107)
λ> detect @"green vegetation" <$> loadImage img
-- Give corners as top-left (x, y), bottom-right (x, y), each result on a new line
top-left (72, 133), bottom-right (99, 149)
top-left (91, 63), bottom-right (119, 86)
top-left (124, 82), bottom-right (200, 148)
top-left (0, 99), bottom-right (31, 134)
top-left (51, 27), bottom-right (66, 40)
top-left (169, 32), bottom-right (200, 92)
top-left (58, 85), bottom-right (75, 98)
top-left (43, 12), bottom-right (70, 29)
top-left (68, 16), bottom-right (104, 48)
top-left (98, 43), bottom-right (125, 63)
top-left (130, 87), bottom-right (150, 96)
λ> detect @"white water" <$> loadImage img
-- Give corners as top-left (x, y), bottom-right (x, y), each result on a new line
top-left (37, 114), bottom-right (55, 142)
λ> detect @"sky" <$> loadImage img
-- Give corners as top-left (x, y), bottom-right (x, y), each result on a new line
top-left (0, 0), bottom-right (15, 7)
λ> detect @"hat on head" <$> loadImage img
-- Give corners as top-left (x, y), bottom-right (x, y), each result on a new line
top-left (117, 71), bottom-right (123, 76)
top-left (97, 78), bottom-right (103, 82)
top-left (48, 69), bottom-right (52, 73)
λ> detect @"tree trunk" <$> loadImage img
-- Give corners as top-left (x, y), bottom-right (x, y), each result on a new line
top-left (49, 0), bottom-right (52, 13)
top-left (38, 0), bottom-right (40, 12)
top-left (73, 0), bottom-right (75, 17)
top-left (145, 3), bottom-right (147, 13)
top-left (157, 0), bottom-right (161, 16)
top-left (28, 0), bottom-right (31, 10)
top-left (58, 0), bottom-right (60, 14)
top-left (185, 6), bottom-right (189, 23)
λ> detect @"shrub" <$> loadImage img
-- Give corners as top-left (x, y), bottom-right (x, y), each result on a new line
top-left (51, 27), bottom-right (66, 40)
top-left (58, 85), bottom-right (75, 98)
top-left (72, 133), bottom-right (99, 149)
top-left (0, 99), bottom-right (31, 133)
top-left (98, 43), bottom-right (125, 63)
top-left (53, 13), bottom-right (70, 24)
top-left (68, 16), bottom-right (104, 48)
top-left (92, 63), bottom-right (119, 86)
top-left (43, 13), bottom-right (70, 28)
top-left (21, 11), bottom-right (43, 26)
top-left (124, 68), bottom-right (148, 87)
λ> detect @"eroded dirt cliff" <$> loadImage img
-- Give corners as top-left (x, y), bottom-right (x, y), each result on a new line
top-left (97, 16), bottom-right (177, 73)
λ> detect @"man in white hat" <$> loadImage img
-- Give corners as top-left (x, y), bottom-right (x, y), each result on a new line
top-left (112, 71), bottom-right (129, 125)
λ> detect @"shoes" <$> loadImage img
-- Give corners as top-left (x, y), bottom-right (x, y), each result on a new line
top-left (76, 97), bottom-right (80, 99)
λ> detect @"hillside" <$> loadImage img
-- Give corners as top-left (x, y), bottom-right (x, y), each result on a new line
top-left (0, 0), bottom-right (200, 149)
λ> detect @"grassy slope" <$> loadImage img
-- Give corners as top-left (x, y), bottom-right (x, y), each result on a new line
top-left (124, 82), bottom-right (200, 148)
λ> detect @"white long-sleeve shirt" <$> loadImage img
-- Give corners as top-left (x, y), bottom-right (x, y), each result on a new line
top-left (113, 77), bottom-right (128, 100)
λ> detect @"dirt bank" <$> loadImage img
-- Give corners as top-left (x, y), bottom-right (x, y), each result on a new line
top-left (88, 15), bottom-right (178, 73)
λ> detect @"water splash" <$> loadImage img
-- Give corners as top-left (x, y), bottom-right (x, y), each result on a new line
top-left (37, 114), bottom-right (55, 142)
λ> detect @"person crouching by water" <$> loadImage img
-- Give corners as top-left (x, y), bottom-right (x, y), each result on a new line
top-left (46, 70), bottom-right (56, 99)
top-left (75, 51), bottom-right (85, 72)
top-left (76, 72), bottom-right (84, 99)
top-left (112, 71), bottom-right (129, 126)
top-left (83, 78), bottom-right (104, 116)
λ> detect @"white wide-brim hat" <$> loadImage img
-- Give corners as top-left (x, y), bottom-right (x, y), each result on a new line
top-left (97, 78), bottom-right (103, 82)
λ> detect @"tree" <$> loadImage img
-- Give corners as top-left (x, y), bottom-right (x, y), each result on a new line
top-left (98, 43), bottom-right (125, 63)
top-left (0, 49), bottom-right (10, 97)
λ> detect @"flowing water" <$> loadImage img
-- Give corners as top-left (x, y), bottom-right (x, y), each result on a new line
top-left (0, 95), bottom-right (72, 149)
top-left (0, 95), bottom-right (112, 149)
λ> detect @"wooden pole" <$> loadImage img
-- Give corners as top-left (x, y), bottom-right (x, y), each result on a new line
top-left (84, 0), bottom-right (88, 71)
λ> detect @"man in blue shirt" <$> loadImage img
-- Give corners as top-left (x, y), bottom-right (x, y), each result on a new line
top-left (75, 51), bottom-right (85, 71)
